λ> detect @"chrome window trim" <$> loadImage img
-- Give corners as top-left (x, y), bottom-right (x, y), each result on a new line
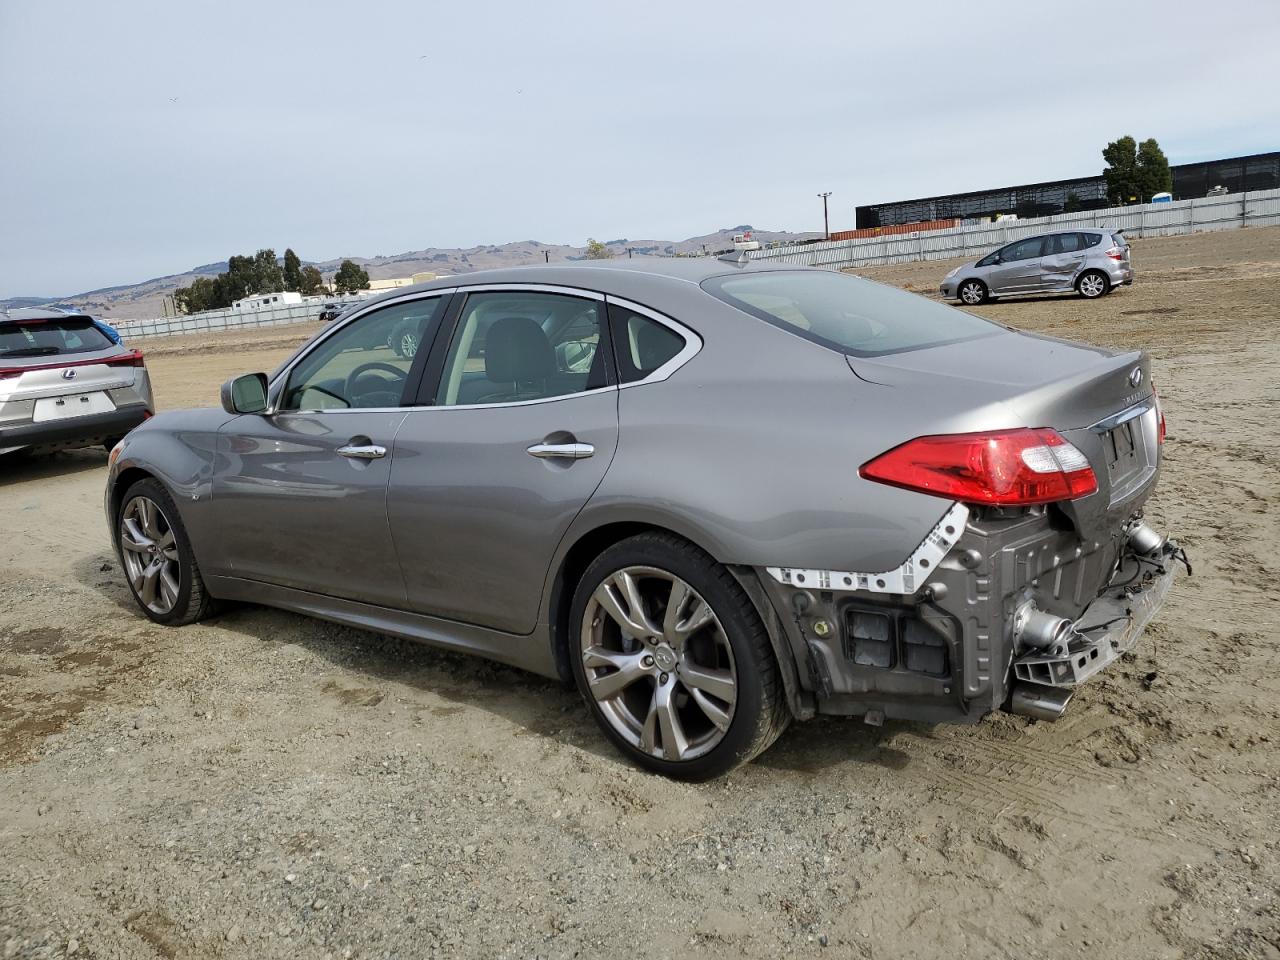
top-left (404, 384), bottom-right (619, 415)
top-left (604, 295), bottom-right (702, 388)
top-left (450, 282), bottom-right (606, 301)
top-left (267, 288), bottom-right (457, 412)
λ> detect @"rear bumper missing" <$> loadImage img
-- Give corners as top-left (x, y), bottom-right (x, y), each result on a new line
top-left (1013, 540), bottom-right (1182, 688)
top-left (755, 502), bottom-right (1183, 725)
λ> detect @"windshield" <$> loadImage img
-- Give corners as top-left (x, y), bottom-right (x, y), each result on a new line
top-left (703, 270), bottom-right (1002, 357)
top-left (0, 317), bottom-right (114, 359)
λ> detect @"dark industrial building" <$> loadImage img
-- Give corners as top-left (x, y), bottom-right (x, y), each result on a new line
top-left (855, 151), bottom-right (1280, 229)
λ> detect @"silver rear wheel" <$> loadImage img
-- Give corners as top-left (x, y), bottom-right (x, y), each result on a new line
top-left (119, 495), bottom-right (181, 615)
top-left (1078, 271), bottom-right (1109, 298)
top-left (580, 566), bottom-right (737, 762)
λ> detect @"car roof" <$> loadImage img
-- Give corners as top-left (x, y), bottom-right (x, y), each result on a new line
top-left (0, 306), bottom-right (93, 324)
top-left (355, 257), bottom-right (820, 311)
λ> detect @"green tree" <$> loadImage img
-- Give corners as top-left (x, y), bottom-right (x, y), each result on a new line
top-left (1136, 138), bottom-right (1172, 200)
top-left (583, 238), bottom-right (614, 260)
top-left (283, 248), bottom-right (302, 291)
top-left (1102, 135), bottom-right (1141, 205)
top-left (1064, 191), bottom-right (1082, 213)
top-left (252, 248), bottom-right (284, 293)
top-left (299, 264), bottom-right (325, 296)
top-left (174, 275), bottom-right (222, 314)
top-left (333, 260), bottom-right (370, 294)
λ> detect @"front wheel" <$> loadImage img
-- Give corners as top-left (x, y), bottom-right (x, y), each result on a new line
top-left (569, 533), bottom-right (789, 780)
top-left (116, 477), bottom-right (214, 626)
top-left (1077, 270), bottom-right (1110, 299)
top-left (958, 279), bottom-right (989, 305)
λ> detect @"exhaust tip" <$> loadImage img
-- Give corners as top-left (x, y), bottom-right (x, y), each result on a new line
top-left (1009, 683), bottom-right (1074, 722)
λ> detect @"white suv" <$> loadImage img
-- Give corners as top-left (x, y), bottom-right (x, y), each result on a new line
top-left (0, 309), bottom-right (154, 456)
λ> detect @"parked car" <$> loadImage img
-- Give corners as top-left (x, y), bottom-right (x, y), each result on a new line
top-left (940, 229), bottom-right (1132, 305)
top-left (104, 261), bottom-right (1182, 779)
top-left (1, 308), bottom-right (153, 456)
top-left (318, 303), bottom-right (347, 322)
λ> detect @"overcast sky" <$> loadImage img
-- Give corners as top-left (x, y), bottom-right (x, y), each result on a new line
top-left (2, 0), bottom-right (1278, 298)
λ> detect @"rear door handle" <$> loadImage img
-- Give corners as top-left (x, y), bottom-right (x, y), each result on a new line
top-left (527, 442), bottom-right (594, 460)
top-left (337, 443), bottom-right (387, 460)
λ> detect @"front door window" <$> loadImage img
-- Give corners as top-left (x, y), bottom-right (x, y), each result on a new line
top-left (281, 297), bottom-right (446, 411)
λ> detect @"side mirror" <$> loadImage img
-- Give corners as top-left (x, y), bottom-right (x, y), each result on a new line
top-left (221, 372), bottom-right (269, 415)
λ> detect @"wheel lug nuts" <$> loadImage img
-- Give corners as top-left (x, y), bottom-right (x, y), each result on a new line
top-left (642, 655), bottom-right (654, 668)
top-left (659, 673), bottom-right (669, 685)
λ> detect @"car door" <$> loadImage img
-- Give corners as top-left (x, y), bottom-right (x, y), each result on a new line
top-left (387, 286), bottom-right (620, 635)
top-left (984, 235), bottom-right (1048, 293)
top-left (1040, 232), bottom-right (1089, 290)
top-left (211, 293), bottom-right (451, 606)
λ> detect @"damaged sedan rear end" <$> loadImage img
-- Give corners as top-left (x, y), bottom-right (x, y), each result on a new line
top-left (708, 269), bottom-right (1186, 731)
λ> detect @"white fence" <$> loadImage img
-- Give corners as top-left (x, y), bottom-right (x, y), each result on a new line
top-left (746, 187), bottom-right (1280, 271)
top-left (115, 297), bottom-right (366, 341)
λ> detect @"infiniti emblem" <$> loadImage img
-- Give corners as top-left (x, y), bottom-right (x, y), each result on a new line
top-left (62, 368), bottom-right (77, 380)
top-left (1128, 368), bottom-right (1143, 388)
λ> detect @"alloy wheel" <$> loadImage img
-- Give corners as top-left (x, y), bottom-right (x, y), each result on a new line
top-left (580, 566), bottom-right (737, 762)
top-left (400, 331), bottom-right (418, 358)
top-left (1079, 273), bottom-right (1107, 298)
top-left (960, 281), bottom-right (985, 305)
top-left (119, 496), bottom-right (181, 615)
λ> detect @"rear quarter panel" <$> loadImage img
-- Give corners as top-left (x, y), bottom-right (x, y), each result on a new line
top-left (564, 305), bottom-right (970, 576)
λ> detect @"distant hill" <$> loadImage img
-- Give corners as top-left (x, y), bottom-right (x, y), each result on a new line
top-left (2, 227), bottom-right (819, 320)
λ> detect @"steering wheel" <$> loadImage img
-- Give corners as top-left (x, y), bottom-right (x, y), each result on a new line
top-left (345, 361), bottom-right (407, 407)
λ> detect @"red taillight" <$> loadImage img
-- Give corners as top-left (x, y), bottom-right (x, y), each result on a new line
top-left (0, 348), bottom-right (144, 379)
top-left (1106, 247), bottom-right (1126, 261)
top-left (860, 428), bottom-right (1098, 506)
top-left (105, 349), bottom-right (145, 368)
top-left (1153, 386), bottom-right (1166, 444)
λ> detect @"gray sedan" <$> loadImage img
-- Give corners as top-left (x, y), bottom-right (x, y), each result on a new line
top-left (939, 229), bottom-right (1134, 304)
top-left (105, 260), bottom-right (1183, 779)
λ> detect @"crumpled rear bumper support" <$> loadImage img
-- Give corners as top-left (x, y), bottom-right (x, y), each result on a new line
top-left (1013, 541), bottom-right (1185, 688)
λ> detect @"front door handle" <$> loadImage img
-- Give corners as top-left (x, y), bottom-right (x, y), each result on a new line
top-left (337, 443), bottom-right (387, 460)
top-left (527, 441), bottom-right (594, 460)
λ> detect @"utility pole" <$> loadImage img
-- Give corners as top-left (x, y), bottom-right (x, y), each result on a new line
top-left (544, 250), bottom-right (550, 263)
top-left (818, 191), bottom-right (833, 240)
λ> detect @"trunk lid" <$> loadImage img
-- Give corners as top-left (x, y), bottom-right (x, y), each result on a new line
top-left (848, 329), bottom-right (1159, 541)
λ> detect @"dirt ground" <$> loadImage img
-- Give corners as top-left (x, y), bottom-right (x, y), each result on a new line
top-left (2, 227), bottom-right (1278, 960)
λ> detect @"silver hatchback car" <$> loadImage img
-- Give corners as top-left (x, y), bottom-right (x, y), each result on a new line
top-left (940, 229), bottom-right (1133, 305)
top-left (105, 260), bottom-right (1182, 779)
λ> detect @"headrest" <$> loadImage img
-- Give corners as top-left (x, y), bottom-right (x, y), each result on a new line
top-left (485, 317), bottom-right (555, 383)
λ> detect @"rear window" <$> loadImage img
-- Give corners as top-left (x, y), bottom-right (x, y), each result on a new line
top-left (702, 270), bottom-right (1002, 358)
top-left (0, 318), bottom-right (113, 359)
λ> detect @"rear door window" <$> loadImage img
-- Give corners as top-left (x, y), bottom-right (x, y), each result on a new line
top-left (434, 291), bottom-right (611, 406)
top-left (0, 317), bottom-right (113, 359)
top-left (1052, 233), bottom-right (1086, 254)
top-left (703, 270), bottom-right (1001, 358)
top-left (1080, 232), bottom-right (1104, 247)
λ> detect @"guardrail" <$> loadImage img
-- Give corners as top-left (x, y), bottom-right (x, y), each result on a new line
top-left (746, 187), bottom-right (1280, 271)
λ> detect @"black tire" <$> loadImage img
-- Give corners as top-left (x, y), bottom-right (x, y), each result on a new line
top-left (1077, 269), bottom-right (1110, 299)
top-left (957, 278), bottom-right (989, 305)
top-left (114, 477), bottom-right (215, 626)
top-left (568, 532), bottom-right (789, 780)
